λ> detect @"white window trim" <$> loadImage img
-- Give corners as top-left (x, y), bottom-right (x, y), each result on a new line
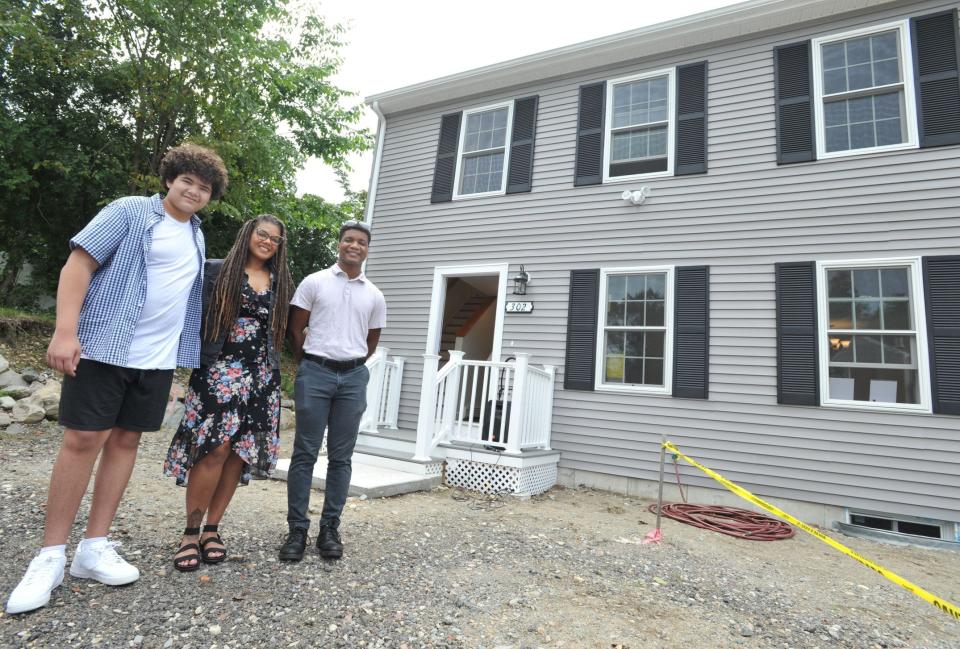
top-left (452, 100), bottom-right (514, 200)
top-left (815, 257), bottom-right (931, 413)
top-left (811, 20), bottom-right (919, 160)
top-left (594, 265), bottom-right (674, 395)
top-left (603, 68), bottom-right (676, 184)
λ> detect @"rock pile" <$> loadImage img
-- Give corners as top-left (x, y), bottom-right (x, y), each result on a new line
top-left (0, 353), bottom-right (60, 430)
top-left (0, 353), bottom-right (297, 434)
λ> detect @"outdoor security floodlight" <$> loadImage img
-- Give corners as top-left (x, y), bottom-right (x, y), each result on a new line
top-left (512, 265), bottom-right (530, 295)
top-left (621, 187), bottom-right (651, 205)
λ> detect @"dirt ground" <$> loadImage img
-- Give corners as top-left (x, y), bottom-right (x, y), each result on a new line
top-left (1, 424), bottom-right (959, 648)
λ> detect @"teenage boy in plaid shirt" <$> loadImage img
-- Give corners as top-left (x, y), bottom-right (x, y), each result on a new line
top-left (5, 144), bottom-right (228, 615)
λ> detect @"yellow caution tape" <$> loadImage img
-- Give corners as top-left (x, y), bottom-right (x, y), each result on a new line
top-left (663, 441), bottom-right (960, 622)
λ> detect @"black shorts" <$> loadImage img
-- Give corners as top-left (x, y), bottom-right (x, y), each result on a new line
top-left (59, 359), bottom-right (175, 432)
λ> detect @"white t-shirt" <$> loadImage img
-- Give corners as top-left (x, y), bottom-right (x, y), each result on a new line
top-left (126, 214), bottom-right (201, 369)
top-left (291, 264), bottom-right (387, 361)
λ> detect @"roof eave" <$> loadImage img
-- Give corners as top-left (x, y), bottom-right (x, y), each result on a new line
top-left (365, 0), bottom-right (907, 114)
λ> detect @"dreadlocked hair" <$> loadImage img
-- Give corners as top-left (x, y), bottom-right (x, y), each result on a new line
top-left (204, 215), bottom-right (294, 353)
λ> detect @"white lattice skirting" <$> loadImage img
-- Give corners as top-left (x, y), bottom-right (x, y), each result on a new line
top-left (423, 461), bottom-right (444, 478)
top-left (445, 456), bottom-right (557, 496)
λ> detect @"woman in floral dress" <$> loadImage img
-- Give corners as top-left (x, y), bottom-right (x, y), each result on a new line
top-left (164, 215), bottom-right (293, 572)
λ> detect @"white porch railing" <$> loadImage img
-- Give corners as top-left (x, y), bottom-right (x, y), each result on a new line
top-left (413, 351), bottom-right (555, 460)
top-left (360, 347), bottom-right (405, 433)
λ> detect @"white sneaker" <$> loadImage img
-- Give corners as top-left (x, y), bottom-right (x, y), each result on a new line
top-left (5, 553), bottom-right (66, 614)
top-left (69, 540), bottom-right (139, 586)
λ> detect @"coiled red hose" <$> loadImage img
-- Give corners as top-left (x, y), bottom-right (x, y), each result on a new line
top-left (649, 503), bottom-right (795, 541)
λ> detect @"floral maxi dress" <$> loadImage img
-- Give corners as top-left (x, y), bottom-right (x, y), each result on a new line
top-left (164, 280), bottom-right (281, 486)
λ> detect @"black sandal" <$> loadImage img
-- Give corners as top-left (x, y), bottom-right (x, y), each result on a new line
top-left (173, 527), bottom-right (201, 572)
top-left (200, 524), bottom-right (226, 564)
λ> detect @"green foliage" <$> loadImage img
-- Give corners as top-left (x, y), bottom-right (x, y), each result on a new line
top-left (0, 0), bottom-right (370, 307)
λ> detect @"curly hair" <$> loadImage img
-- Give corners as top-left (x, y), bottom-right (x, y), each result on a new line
top-left (204, 215), bottom-right (294, 354)
top-left (158, 144), bottom-right (229, 200)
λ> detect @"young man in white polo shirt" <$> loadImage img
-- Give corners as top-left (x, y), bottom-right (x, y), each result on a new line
top-left (280, 220), bottom-right (386, 561)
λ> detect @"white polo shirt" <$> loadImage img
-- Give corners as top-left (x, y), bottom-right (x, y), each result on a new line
top-left (291, 264), bottom-right (386, 361)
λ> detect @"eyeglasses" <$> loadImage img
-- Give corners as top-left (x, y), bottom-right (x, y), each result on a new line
top-left (254, 227), bottom-right (284, 246)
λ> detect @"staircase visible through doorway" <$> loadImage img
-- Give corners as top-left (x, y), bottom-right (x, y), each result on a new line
top-left (439, 294), bottom-right (494, 361)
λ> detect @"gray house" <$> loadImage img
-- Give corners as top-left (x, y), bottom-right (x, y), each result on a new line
top-left (354, 0), bottom-right (960, 541)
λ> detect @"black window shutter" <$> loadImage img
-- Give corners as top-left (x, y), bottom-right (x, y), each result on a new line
top-left (911, 10), bottom-right (960, 148)
top-left (774, 42), bottom-right (815, 164)
top-left (672, 266), bottom-right (710, 399)
top-left (564, 269), bottom-right (600, 390)
top-left (506, 95), bottom-right (539, 194)
top-left (923, 256), bottom-right (960, 415)
top-left (430, 112), bottom-right (462, 203)
top-left (574, 82), bottom-right (605, 186)
top-left (675, 62), bottom-right (708, 176)
top-left (775, 262), bottom-right (819, 405)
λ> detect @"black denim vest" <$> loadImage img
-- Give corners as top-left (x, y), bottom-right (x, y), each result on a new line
top-left (198, 259), bottom-right (281, 371)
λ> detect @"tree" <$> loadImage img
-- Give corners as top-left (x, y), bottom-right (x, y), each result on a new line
top-left (0, 0), bottom-right (369, 306)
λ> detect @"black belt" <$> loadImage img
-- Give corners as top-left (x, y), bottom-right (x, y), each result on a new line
top-left (304, 354), bottom-right (366, 371)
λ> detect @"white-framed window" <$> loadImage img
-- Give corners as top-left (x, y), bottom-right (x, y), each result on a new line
top-left (812, 21), bottom-right (918, 159)
top-left (595, 266), bottom-right (674, 394)
top-left (452, 101), bottom-right (514, 199)
top-left (816, 257), bottom-right (930, 412)
top-left (603, 68), bottom-right (675, 182)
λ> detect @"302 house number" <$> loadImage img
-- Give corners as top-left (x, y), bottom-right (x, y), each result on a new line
top-left (505, 301), bottom-right (534, 313)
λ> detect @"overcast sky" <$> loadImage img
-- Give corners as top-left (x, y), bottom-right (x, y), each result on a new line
top-left (296, 0), bottom-right (745, 203)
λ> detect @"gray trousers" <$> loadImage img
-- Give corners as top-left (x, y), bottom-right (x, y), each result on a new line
top-left (286, 359), bottom-right (368, 531)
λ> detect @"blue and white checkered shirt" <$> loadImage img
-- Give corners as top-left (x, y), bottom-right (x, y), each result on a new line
top-left (70, 194), bottom-right (206, 368)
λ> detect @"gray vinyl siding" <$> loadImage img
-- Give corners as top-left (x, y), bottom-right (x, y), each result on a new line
top-left (366, 0), bottom-right (960, 522)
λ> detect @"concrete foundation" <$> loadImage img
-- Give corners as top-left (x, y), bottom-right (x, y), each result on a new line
top-left (557, 467), bottom-right (845, 528)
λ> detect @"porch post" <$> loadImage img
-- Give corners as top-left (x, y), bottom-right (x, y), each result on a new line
top-left (505, 353), bottom-right (529, 455)
top-left (413, 353), bottom-right (441, 461)
top-left (442, 351), bottom-right (465, 439)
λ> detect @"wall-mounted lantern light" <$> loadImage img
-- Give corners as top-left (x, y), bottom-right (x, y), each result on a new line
top-left (512, 265), bottom-right (530, 295)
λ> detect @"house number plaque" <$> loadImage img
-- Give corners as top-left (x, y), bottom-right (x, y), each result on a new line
top-left (505, 301), bottom-right (534, 313)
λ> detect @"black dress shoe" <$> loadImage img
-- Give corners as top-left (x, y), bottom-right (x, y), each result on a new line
top-left (316, 525), bottom-right (343, 559)
top-left (278, 528), bottom-right (308, 562)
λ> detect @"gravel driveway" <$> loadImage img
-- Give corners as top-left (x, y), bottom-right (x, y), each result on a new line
top-left (1, 424), bottom-right (959, 648)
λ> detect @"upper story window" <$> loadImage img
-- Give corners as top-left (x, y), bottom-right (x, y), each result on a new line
top-left (603, 69), bottom-right (675, 181)
top-left (596, 267), bottom-right (674, 394)
top-left (812, 21), bottom-right (918, 159)
top-left (817, 258), bottom-right (929, 411)
top-left (453, 102), bottom-right (514, 199)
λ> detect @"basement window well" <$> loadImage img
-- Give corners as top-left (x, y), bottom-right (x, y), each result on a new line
top-left (846, 510), bottom-right (954, 541)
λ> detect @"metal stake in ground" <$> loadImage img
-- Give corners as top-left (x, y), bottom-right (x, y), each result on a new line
top-left (642, 436), bottom-right (666, 544)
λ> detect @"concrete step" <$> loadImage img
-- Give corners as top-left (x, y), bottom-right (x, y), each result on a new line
top-left (351, 444), bottom-right (442, 475)
top-left (272, 456), bottom-right (438, 499)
